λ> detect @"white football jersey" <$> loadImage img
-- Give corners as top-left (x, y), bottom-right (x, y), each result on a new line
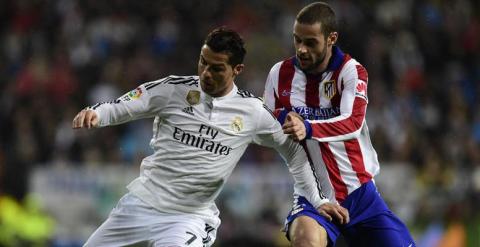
top-left (91, 75), bottom-right (327, 218)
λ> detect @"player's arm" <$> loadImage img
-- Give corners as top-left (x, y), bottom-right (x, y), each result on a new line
top-left (263, 63), bottom-right (278, 111)
top-left (72, 78), bottom-right (174, 129)
top-left (254, 106), bottom-right (349, 224)
top-left (283, 64), bottom-right (368, 142)
top-left (263, 62), bottom-right (289, 119)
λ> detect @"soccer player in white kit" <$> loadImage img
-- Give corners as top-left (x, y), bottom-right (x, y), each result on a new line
top-left (72, 27), bottom-right (348, 247)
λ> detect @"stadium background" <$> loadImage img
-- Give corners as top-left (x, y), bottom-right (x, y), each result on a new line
top-left (0, 0), bottom-right (479, 246)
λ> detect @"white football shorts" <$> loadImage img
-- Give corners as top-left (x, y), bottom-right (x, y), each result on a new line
top-left (83, 193), bottom-right (220, 247)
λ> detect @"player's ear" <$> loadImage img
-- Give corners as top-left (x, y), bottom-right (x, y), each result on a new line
top-left (233, 64), bottom-right (244, 76)
top-left (327, 32), bottom-right (338, 46)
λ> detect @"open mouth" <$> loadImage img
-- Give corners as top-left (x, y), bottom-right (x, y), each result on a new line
top-left (201, 80), bottom-right (215, 90)
top-left (297, 55), bottom-right (309, 61)
top-left (298, 57), bottom-right (310, 66)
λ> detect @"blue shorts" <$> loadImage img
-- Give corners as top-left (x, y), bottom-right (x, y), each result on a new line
top-left (284, 181), bottom-right (416, 247)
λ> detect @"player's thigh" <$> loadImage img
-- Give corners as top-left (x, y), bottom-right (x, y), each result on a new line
top-left (84, 216), bottom-right (152, 247)
top-left (151, 215), bottom-right (219, 247)
top-left (289, 215), bottom-right (328, 247)
top-left (344, 212), bottom-right (415, 247)
top-left (84, 194), bottom-right (153, 246)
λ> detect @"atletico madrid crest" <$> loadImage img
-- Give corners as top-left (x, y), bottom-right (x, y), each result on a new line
top-left (322, 80), bottom-right (336, 99)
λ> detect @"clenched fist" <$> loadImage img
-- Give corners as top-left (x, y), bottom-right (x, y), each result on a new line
top-left (282, 112), bottom-right (306, 142)
top-left (72, 108), bottom-right (99, 129)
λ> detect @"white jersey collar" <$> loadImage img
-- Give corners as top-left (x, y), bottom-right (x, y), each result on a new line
top-left (201, 83), bottom-right (238, 102)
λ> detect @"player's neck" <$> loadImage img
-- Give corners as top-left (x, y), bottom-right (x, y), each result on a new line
top-left (209, 82), bottom-right (234, 98)
top-left (312, 48), bottom-right (332, 74)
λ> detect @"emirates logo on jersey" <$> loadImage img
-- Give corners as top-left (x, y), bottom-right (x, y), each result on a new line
top-left (322, 80), bottom-right (336, 99)
top-left (172, 124), bottom-right (233, 156)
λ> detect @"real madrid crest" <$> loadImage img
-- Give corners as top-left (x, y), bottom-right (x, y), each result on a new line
top-left (322, 80), bottom-right (337, 99)
top-left (230, 116), bottom-right (243, 133)
top-left (186, 90), bottom-right (200, 105)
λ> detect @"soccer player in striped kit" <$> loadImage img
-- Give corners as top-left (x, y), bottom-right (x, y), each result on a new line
top-left (72, 27), bottom-right (348, 247)
top-left (264, 2), bottom-right (415, 247)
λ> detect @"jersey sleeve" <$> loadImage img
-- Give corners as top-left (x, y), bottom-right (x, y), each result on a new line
top-left (263, 62), bottom-right (288, 119)
top-left (306, 63), bottom-right (368, 142)
top-left (91, 78), bottom-right (175, 127)
top-left (263, 63), bottom-right (280, 111)
top-left (253, 105), bottom-right (329, 208)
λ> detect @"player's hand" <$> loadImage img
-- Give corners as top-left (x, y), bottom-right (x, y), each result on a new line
top-left (282, 112), bottom-right (306, 141)
top-left (317, 202), bottom-right (349, 225)
top-left (72, 108), bottom-right (99, 129)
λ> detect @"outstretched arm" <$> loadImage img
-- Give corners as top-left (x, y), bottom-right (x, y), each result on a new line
top-left (71, 78), bottom-right (175, 130)
top-left (270, 130), bottom-right (349, 224)
top-left (254, 106), bottom-right (349, 224)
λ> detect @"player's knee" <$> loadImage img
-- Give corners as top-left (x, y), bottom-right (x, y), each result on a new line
top-left (291, 233), bottom-right (328, 247)
top-left (291, 237), bottom-right (327, 247)
top-left (290, 216), bottom-right (328, 247)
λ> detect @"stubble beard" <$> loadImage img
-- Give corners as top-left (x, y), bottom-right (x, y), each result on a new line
top-left (301, 44), bottom-right (328, 74)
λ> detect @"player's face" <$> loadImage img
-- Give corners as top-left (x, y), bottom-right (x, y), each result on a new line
top-left (293, 21), bottom-right (336, 73)
top-left (198, 45), bottom-right (244, 97)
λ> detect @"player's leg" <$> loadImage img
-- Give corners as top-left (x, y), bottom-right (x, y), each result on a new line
top-left (84, 193), bottom-right (155, 247)
top-left (343, 211), bottom-right (415, 247)
top-left (150, 213), bottom-right (220, 247)
top-left (340, 180), bottom-right (415, 247)
top-left (85, 193), bottom-right (221, 247)
top-left (284, 195), bottom-right (340, 247)
top-left (289, 216), bottom-right (328, 247)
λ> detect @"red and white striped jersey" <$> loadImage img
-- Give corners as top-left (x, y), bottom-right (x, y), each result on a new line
top-left (264, 46), bottom-right (380, 203)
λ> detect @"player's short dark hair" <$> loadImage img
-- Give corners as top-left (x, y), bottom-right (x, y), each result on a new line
top-left (296, 2), bottom-right (337, 37)
top-left (204, 27), bottom-right (246, 66)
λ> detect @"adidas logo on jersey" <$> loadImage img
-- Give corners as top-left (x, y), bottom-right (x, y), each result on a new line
top-left (182, 106), bottom-right (194, 115)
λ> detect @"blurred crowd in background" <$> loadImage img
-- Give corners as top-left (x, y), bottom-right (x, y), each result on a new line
top-left (0, 0), bottom-right (479, 246)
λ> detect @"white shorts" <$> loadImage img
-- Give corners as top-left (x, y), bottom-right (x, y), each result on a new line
top-left (84, 193), bottom-right (220, 247)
